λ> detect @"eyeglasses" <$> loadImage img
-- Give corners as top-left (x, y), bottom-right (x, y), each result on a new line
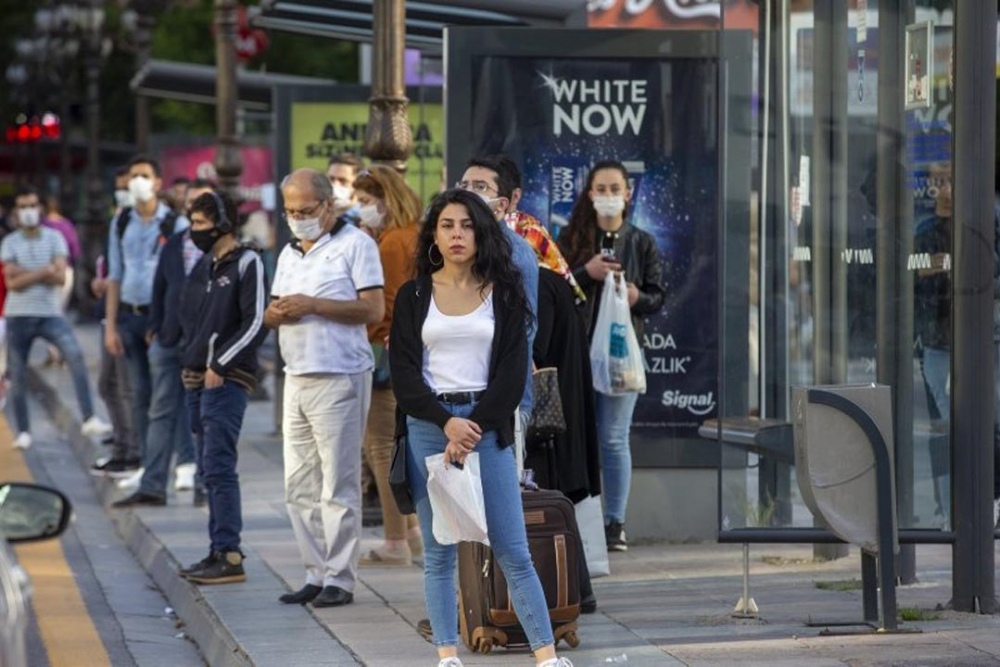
top-left (455, 180), bottom-right (497, 196)
top-left (283, 200), bottom-right (325, 221)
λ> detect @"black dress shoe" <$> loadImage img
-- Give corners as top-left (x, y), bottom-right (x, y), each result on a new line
top-left (280, 584), bottom-right (322, 605)
top-left (581, 593), bottom-right (598, 614)
top-left (112, 491), bottom-right (166, 508)
top-left (311, 585), bottom-right (353, 608)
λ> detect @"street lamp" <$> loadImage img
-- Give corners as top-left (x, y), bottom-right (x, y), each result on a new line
top-left (365, 0), bottom-right (412, 173)
top-left (120, 0), bottom-right (170, 152)
top-left (214, 0), bottom-right (242, 198)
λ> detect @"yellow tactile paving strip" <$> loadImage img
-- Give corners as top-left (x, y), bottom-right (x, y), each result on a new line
top-left (1, 417), bottom-right (111, 667)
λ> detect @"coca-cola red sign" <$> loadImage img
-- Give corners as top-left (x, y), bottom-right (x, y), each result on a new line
top-left (587, 0), bottom-right (759, 32)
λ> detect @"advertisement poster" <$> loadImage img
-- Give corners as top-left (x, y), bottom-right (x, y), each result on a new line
top-left (468, 55), bottom-right (719, 437)
top-left (587, 0), bottom-right (759, 33)
top-left (159, 145), bottom-right (273, 211)
top-left (289, 101), bottom-right (443, 202)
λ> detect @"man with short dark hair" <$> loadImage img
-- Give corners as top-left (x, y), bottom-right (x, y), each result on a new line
top-left (3, 186), bottom-right (110, 450)
top-left (327, 153), bottom-right (364, 226)
top-left (168, 176), bottom-right (191, 213)
top-left (98, 155), bottom-right (189, 478)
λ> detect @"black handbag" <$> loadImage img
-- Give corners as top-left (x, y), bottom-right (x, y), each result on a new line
top-left (526, 367), bottom-right (567, 444)
top-left (389, 409), bottom-right (415, 514)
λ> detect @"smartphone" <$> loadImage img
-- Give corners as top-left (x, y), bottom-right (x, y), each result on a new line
top-left (601, 232), bottom-right (618, 261)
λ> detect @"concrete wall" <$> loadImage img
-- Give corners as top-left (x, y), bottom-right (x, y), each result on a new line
top-left (627, 468), bottom-right (718, 542)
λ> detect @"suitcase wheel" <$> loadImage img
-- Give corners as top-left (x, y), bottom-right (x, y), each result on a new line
top-left (477, 639), bottom-right (494, 654)
top-left (562, 631), bottom-right (580, 648)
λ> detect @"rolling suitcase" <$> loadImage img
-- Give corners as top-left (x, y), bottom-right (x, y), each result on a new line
top-left (457, 488), bottom-right (582, 654)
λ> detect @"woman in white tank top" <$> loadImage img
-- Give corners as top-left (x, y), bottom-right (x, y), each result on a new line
top-left (389, 189), bottom-right (574, 667)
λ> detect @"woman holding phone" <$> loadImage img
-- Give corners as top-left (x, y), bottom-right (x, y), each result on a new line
top-left (558, 161), bottom-right (665, 553)
top-left (390, 189), bottom-right (573, 667)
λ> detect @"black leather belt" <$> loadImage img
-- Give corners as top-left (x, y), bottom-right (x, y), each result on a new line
top-left (436, 391), bottom-right (485, 405)
top-left (121, 302), bottom-right (150, 316)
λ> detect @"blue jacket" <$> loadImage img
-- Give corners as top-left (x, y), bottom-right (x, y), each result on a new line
top-left (149, 231), bottom-right (197, 348)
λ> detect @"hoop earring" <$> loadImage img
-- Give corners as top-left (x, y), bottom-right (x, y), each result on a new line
top-left (428, 243), bottom-right (443, 267)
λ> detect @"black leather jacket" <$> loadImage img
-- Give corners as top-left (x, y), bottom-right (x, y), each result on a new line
top-left (561, 222), bottom-right (666, 340)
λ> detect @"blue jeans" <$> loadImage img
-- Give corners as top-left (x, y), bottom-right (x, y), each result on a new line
top-left (189, 382), bottom-right (248, 553)
top-left (595, 391), bottom-right (639, 524)
top-left (406, 401), bottom-right (554, 651)
top-left (118, 310), bottom-right (152, 459)
top-left (7, 316), bottom-right (95, 433)
top-left (139, 342), bottom-right (194, 498)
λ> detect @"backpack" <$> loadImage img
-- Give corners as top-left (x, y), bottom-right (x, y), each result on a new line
top-left (114, 207), bottom-right (180, 261)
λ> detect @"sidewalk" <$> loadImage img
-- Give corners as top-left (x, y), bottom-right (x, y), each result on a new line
top-left (28, 322), bottom-right (1000, 666)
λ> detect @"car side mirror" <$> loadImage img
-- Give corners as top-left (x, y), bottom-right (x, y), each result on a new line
top-left (0, 483), bottom-right (72, 543)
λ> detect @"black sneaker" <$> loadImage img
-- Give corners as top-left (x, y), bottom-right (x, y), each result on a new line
top-left (186, 551), bottom-right (246, 585)
top-left (112, 491), bottom-right (166, 508)
top-left (605, 521), bottom-right (628, 552)
top-left (180, 552), bottom-right (219, 579)
top-left (90, 458), bottom-right (141, 479)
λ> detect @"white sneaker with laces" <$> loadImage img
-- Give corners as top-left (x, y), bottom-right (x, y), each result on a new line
top-left (174, 463), bottom-right (197, 491)
top-left (13, 432), bottom-right (32, 450)
top-left (81, 416), bottom-right (113, 438)
top-left (437, 658), bottom-right (464, 667)
top-left (117, 467), bottom-right (144, 491)
top-left (539, 659), bottom-right (574, 667)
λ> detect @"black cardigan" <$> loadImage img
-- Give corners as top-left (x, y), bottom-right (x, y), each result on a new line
top-left (389, 274), bottom-right (527, 447)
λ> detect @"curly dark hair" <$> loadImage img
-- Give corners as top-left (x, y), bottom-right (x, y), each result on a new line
top-left (417, 188), bottom-right (532, 325)
top-left (561, 160), bottom-right (631, 267)
top-left (189, 191), bottom-right (238, 232)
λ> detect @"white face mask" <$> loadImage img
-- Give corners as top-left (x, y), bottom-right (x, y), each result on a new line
top-left (129, 176), bottom-right (156, 203)
top-left (18, 206), bottom-right (40, 228)
top-left (289, 216), bottom-right (324, 241)
top-left (115, 189), bottom-right (135, 208)
top-left (332, 183), bottom-right (354, 207)
top-left (593, 195), bottom-right (626, 218)
top-left (358, 203), bottom-right (385, 230)
top-left (476, 192), bottom-right (505, 219)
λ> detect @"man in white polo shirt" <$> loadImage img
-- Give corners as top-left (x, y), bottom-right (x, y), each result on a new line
top-left (265, 168), bottom-right (385, 608)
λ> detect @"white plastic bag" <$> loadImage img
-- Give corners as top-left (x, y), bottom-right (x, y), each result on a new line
top-left (425, 452), bottom-right (490, 546)
top-left (575, 495), bottom-right (611, 577)
top-left (590, 273), bottom-right (647, 395)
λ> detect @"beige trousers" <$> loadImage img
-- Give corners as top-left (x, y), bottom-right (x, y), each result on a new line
top-left (283, 372), bottom-right (371, 590)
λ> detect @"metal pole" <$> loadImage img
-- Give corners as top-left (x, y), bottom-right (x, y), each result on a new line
top-left (85, 0), bottom-right (104, 235)
top-left (950, 0), bottom-right (997, 615)
top-left (364, 0), bottom-right (412, 173)
top-left (877, 0), bottom-right (917, 587)
top-left (134, 11), bottom-right (155, 153)
top-left (811, 0), bottom-right (849, 561)
top-left (214, 0), bottom-right (242, 198)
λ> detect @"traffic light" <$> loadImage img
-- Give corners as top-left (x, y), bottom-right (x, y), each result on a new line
top-left (4, 113), bottom-right (60, 143)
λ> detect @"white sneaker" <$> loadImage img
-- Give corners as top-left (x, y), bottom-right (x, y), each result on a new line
top-left (993, 498), bottom-right (999, 528)
top-left (81, 416), bottom-right (113, 438)
top-left (539, 659), bottom-right (574, 667)
top-left (12, 432), bottom-right (32, 450)
top-left (116, 467), bottom-right (144, 491)
top-left (437, 658), bottom-right (464, 667)
top-left (174, 463), bottom-right (197, 491)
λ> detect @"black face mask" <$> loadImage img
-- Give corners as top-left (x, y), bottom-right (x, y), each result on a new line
top-left (190, 227), bottom-right (221, 254)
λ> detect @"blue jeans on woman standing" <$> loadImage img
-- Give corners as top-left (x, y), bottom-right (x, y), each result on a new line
top-left (406, 400), bottom-right (554, 651)
top-left (595, 391), bottom-right (640, 525)
top-left (187, 382), bottom-right (248, 553)
top-left (138, 341), bottom-right (194, 499)
top-left (7, 316), bottom-right (95, 433)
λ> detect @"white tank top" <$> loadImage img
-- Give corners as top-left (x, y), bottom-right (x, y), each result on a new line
top-left (422, 291), bottom-right (495, 394)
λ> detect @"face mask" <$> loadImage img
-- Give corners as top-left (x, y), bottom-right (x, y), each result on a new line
top-left (593, 195), bottom-right (626, 218)
top-left (289, 216), bottom-right (324, 241)
top-left (129, 176), bottom-right (156, 203)
top-left (18, 206), bottom-right (40, 228)
top-left (358, 203), bottom-right (385, 230)
top-left (190, 227), bottom-right (221, 254)
top-left (114, 189), bottom-right (135, 208)
top-left (476, 192), bottom-right (506, 218)
top-left (332, 183), bottom-right (353, 207)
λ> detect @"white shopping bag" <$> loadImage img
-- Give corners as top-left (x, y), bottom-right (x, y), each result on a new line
top-left (590, 273), bottom-right (647, 395)
top-left (425, 452), bottom-right (490, 546)
top-left (575, 495), bottom-right (610, 578)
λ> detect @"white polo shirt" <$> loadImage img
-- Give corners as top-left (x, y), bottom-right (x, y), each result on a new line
top-left (271, 224), bottom-right (384, 376)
